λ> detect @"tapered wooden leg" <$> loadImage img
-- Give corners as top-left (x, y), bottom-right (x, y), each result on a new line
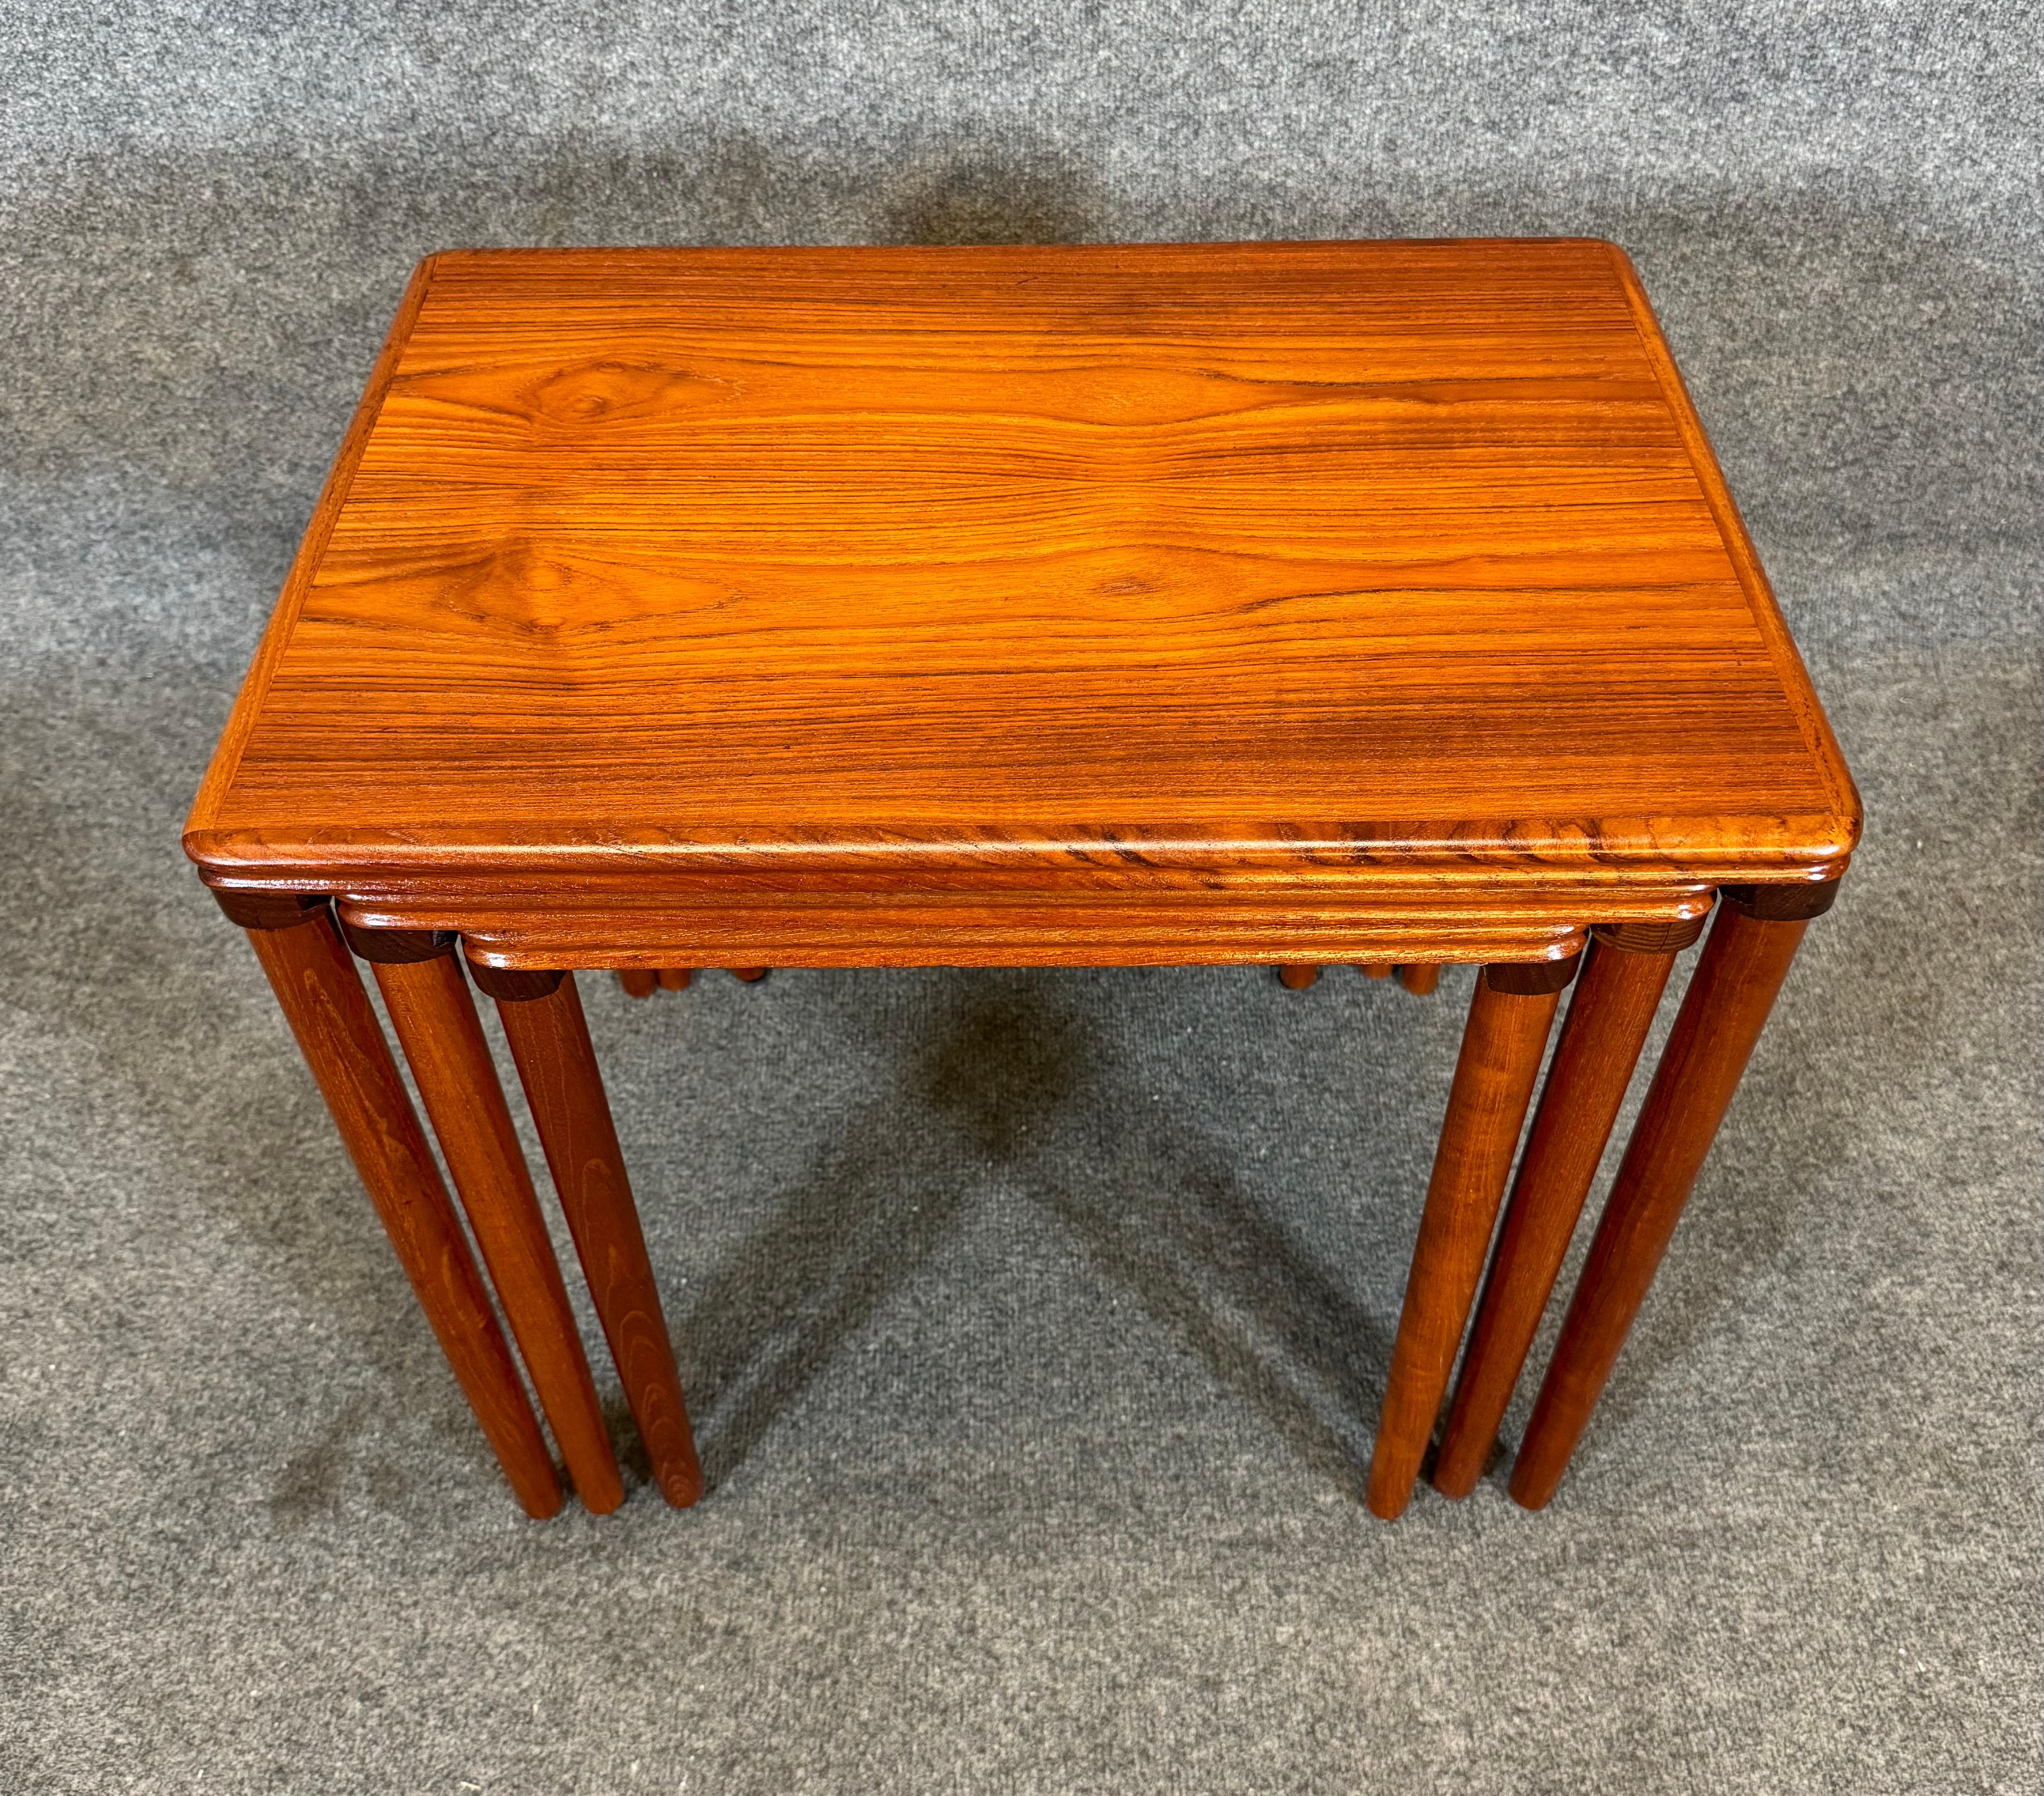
top-left (657, 968), bottom-right (693, 991)
top-left (618, 970), bottom-right (657, 999)
top-left (1366, 956), bottom-right (1578, 1520)
top-left (476, 965), bottom-right (705, 1508)
top-left (1510, 885), bottom-right (1835, 1509)
top-left (1396, 963), bottom-right (1441, 995)
top-left (352, 931), bottom-right (625, 1515)
top-left (1279, 964), bottom-right (1321, 989)
top-left (216, 893), bottom-right (562, 1519)
top-left (1431, 923), bottom-right (1702, 1498)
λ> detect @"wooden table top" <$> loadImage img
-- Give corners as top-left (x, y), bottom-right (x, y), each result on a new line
top-left (187, 239), bottom-right (1858, 967)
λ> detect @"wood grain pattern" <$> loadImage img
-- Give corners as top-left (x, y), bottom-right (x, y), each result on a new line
top-left (186, 240), bottom-right (1857, 963)
top-left (371, 950), bottom-right (625, 1513)
top-left (243, 908), bottom-right (563, 1517)
top-left (1509, 900), bottom-right (1812, 1509)
top-left (1430, 936), bottom-right (1676, 1497)
top-left (490, 972), bottom-right (704, 1507)
top-left (1365, 973), bottom-right (1562, 1519)
top-left (1603, 250), bottom-right (1857, 833)
top-left (191, 262), bottom-right (437, 835)
top-left (352, 893), bottom-right (1617, 971)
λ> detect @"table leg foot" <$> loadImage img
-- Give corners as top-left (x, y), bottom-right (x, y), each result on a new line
top-left (1366, 955), bottom-right (1578, 1519)
top-left (1508, 886), bottom-right (1834, 1509)
top-left (618, 970), bottom-right (658, 999)
top-left (1395, 964), bottom-right (1440, 995)
top-left (657, 968), bottom-right (693, 990)
top-left (731, 968), bottom-right (769, 983)
top-left (1279, 964), bottom-right (1320, 989)
top-left (1431, 926), bottom-right (1698, 1498)
top-left (477, 964), bottom-right (705, 1509)
top-left (353, 930), bottom-right (625, 1515)
top-left (219, 894), bottom-right (563, 1519)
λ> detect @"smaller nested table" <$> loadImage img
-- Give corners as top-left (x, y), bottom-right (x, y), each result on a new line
top-left (186, 240), bottom-right (1858, 1521)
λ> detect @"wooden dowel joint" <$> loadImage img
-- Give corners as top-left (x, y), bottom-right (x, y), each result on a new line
top-left (209, 886), bottom-right (330, 931)
top-left (1591, 914), bottom-right (1709, 955)
top-left (1721, 878), bottom-right (1842, 922)
top-left (467, 961), bottom-right (568, 1003)
top-left (339, 919), bottom-right (459, 965)
top-left (1484, 952), bottom-right (1583, 996)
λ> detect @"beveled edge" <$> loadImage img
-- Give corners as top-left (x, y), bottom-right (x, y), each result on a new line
top-left (332, 886), bottom-right (1672, 970)
top-left (183, 814), bottom-right (1856, 891)
top-left (451, 931), bottom-right (1595, 973)
top-left (184, 253), bottom-right (441, 841)
top-left (1603, 242), bottom-right (1863, 858)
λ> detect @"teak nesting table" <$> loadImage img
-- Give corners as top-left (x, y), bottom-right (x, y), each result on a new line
top-left (185, 239), bottom-right (1858, 1521)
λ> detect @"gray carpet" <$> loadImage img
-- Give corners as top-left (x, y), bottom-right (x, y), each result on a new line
top-left (2, 4), bottom-right (2039, 1790)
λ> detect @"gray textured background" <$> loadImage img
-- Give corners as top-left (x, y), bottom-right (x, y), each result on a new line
top-left (2, 4), bottom-right (2039, 1791)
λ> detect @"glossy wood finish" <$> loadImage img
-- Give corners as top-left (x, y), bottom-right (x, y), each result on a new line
top-left (489, 971), bottom-right (705, 1508)
top-left (730, 968), bottom-right (768, 983)
top-left (1365, 970), bottom-right (1565, 1519)
top-left (188, 240), bottom-right (1857, 968)
top-left (186, 240), bottom-right (1862, 1522)
top-left (241, 907), bottom-right (562, 1517)
top-left (618, 969), bottom-right (657, 999)
top-left (1509, 899), bottom-right (1814, 1509)
top-left (1395, 964), bottom-right (1441, 996)
top-left (657, 968), bottom-right (693, 990)
top-left (1279, 964), bottom-right (1320, 989)
top-left (371, 949), bottom-right (625, 1512)
top-left (1430, 936), bottom-right (1678, 1497)
top-left (442, 908), bottom-right (1600, 970)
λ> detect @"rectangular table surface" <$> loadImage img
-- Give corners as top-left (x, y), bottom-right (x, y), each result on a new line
top-left (187, 239), bottom-right (1858, 963)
